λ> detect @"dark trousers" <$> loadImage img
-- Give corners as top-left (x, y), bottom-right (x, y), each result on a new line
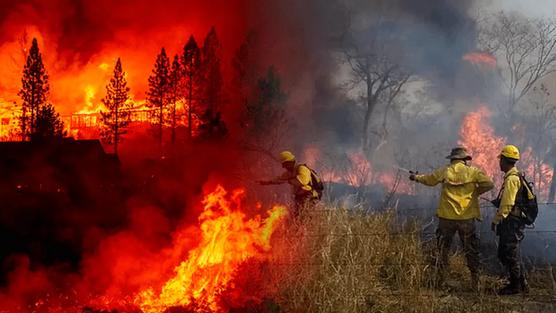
top-left (436, 218), bottom-right (480, 276)
top-left (293, 195), bottom-right (317, 220)
top-left (497, 216), bottom-right (525, 285)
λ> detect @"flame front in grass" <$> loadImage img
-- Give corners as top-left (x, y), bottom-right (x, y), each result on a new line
top-left (302, 147), bottom-right (413, 193)
top-left (135, 185), bottom-right (287, 313)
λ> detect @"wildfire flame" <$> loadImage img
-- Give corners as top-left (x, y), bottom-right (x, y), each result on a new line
top-left (79, 85), bottom-right (102, 114)
top-left (303, 147), bottom-right (413, 194)
top-left (458, 106), bottom-right (504, 180)
top-left (463, 52), bottom-right (497, 69)
top-left (458, 105), bottom-right (554, 199)
top-left (134, 185), bottom-right (287, 313)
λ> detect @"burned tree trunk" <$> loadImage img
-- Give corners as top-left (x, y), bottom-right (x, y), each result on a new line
top-left (343, 23), bottom-right (412, 153)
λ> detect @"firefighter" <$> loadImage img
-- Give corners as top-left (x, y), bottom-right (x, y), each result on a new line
top-left (258, 151), bottom-right (320, 218)
top-left (492, 145), bottom-right (530, 295)
top-left (409, 147), bottom-right (494, 290)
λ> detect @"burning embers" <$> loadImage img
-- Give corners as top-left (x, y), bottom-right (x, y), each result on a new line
top-left (133, 185), bottom-right (287, 312)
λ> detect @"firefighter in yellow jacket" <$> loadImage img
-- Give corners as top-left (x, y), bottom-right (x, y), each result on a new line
top-left (258, 151), bottom-right (319, 217)
top-left (410, 147), bottom-right (494, 290)
top-left (492, 145), bottom-right (531, 295)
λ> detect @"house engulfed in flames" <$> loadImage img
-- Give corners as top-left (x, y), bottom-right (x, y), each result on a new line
top-left (0, 98), bottom-right (201, 141)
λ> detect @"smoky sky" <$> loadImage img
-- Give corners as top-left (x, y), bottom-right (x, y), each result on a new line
top-left (255, 0), bottom-right (478, 75)
top-left (0, 0), bottom-right (248, 65)
top-left (0, 0), bottom-right (477, 87)
top-left (347, 0), bottom-right (477, 84)
top-left (248, 0), bottom-right (479, 150)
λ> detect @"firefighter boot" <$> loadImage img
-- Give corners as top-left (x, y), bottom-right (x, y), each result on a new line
top-left (497, 275), bottom-right (521, 295)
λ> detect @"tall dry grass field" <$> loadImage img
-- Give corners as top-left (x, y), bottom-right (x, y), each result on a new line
top-left (264, 206), bottom-right (555, 313)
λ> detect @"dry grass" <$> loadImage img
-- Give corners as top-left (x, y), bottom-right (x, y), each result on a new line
top-left (265, 206), bottom-right (555, 313)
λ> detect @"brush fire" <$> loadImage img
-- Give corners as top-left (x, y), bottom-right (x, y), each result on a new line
top-left (133, 186), bottom-right (287, 313)
top-left (0, 185), bottom-right (288, 312)
top-left (3, 1), bottom-right (556, 312)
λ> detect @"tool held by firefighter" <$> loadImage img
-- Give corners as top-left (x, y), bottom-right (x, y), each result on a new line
top-left (408, 146), bottom-right (494, 291)
top-left (258, 151), bottom-right (324, 218)
top-left (491, 144), bottom-right (537, 295)
top-left (392, 165), bottom-right (418, 176)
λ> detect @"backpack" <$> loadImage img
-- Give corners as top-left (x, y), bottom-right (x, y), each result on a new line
top-left (515, 173), bottom-right (538, 226)
top-left (300, 164), bottom-right (324, 200)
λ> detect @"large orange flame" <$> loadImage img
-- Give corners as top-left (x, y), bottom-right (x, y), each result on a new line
top-left (0, 6), bottom-right (245, 140)
top-left (458, 105), bottom-right (554, 199)
top-left (134, 185), bottom-right (287, 313)
top-left (458, 106), bottom-right (504, 180)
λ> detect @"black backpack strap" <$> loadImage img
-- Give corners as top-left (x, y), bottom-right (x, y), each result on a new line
top-left (494, 172), bottom-right (520, 210)
top-left (519, 173), bottom-right (533, 192)
top-left (508, 172), bottom-right (531, 195)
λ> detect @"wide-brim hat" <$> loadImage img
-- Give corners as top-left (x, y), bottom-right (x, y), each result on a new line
top-left (446, 147), bottom-right (472, 160)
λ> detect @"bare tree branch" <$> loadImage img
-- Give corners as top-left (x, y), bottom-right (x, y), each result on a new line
top-left (480, 12), bottom-right (556, 118)
top-left (341, 22), bottom-right (412, 153)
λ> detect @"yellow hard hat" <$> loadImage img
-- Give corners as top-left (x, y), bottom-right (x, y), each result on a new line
top-left (279, 151), bottom-right (296, 163)
top-left (499, 145), bottom-right (520, 160)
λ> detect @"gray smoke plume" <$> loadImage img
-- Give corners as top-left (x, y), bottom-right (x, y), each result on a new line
top-left (251, 0), bottom-right (481, 162)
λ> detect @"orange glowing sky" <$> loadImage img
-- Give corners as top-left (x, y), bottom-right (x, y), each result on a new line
top-left (0, 0), bottom-right (249, 116)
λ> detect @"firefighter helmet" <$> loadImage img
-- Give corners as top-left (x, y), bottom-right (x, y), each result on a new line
top-left (499, 145), bottom-right (520, 160)
top-left (279, 151), bottom-right (296, 163)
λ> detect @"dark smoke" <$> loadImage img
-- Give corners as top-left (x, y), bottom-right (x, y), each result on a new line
top-left (0, 0), bottom-right (248, 65)
top-left (246, 0), bottom-right (480, 157)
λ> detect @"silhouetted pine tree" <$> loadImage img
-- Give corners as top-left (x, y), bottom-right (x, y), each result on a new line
top-left (100, 58), bottom-right (132, 154)
top-left (32, 103), bottom-right (66, 141)
top-left (232, 32), bottom-right (260, 128)
top-left (18, 38), bottom-right (50, 140)
top-left (146, 47), bottom-right (170, 147)
top-left (201, 27), bottom-right (223, 113)
top-left (232, 32), bottom-right (258, 92)
top-left (168, 54), bottom-right (182, 144)
top-left (252, 66), bottom-right (287, 133)
top-left (182, 35), bottom-right (202, 138)
top-left (198, 108), bottom-right (227, 140)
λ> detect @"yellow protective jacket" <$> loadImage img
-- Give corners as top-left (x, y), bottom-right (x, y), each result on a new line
top-left (415, 160), bottom-right (494, 220)
top-left (274, 164), bottom-right (318, 199)
top-left (493, 167), bottom-right (534, 224)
